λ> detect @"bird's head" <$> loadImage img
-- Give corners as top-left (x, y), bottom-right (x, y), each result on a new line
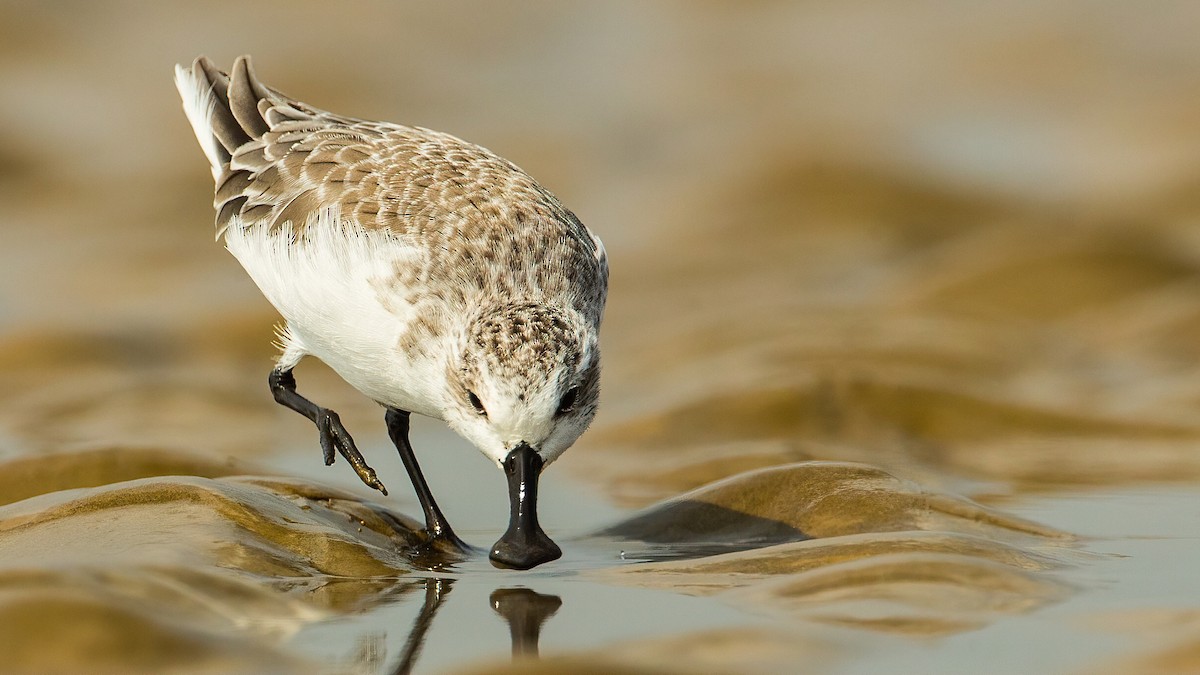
top-left (444, 301), bottom-right (600, 569)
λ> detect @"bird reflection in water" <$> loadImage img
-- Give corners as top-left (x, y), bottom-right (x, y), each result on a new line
top-left (489, 587), bottom-right (563, 658)
top-left (379, 578), bottom-right (562, 674)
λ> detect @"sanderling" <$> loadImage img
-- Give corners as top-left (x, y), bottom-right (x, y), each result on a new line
top-left (174, 56), bottom-right (607, 569)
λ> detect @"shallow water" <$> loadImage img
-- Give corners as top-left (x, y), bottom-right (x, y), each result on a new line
top-left (3, 2), bottom-right (1200, 673)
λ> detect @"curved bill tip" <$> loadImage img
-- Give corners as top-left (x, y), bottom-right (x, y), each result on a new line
top-left (490, 443), bottom-right (562, 570)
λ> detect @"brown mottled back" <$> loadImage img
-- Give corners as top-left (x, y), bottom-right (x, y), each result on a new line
top-left (182, 56), bottom-right (607, 325)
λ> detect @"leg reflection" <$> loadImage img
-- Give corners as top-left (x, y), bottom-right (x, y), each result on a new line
top-left (389, 577), bottom-right (454, 675)
top-left (489, 587), bottom-right (563, 659)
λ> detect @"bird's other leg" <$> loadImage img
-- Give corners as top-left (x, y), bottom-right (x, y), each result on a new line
top-left (269, 367), bottom-right (388, 495)
top-left (385, 408), bottom-right (468, 550)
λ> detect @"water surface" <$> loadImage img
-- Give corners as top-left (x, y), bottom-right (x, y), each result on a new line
top-left (2, 3), bottom-right (1200, 673)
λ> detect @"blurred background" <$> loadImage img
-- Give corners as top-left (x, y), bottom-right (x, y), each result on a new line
top-left (3, 2), bottom-right (1200, 673)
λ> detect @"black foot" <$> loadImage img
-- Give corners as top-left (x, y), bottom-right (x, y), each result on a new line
top-left (269, 368), bottom-right (388, 495)
top-left (315, 408), bottom-right (388, 495)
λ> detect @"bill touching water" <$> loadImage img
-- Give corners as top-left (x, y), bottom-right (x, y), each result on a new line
top-left (3, 3), bottom-right (1200, 674)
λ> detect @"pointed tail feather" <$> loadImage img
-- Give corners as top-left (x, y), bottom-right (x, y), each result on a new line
top-left (173, 55), bottom-right (274, 181)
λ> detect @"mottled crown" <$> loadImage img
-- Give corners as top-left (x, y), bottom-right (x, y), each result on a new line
top-left (462, 302), bottom-right (594, 391)
top-left (446, 301), bottom-right (600, 460)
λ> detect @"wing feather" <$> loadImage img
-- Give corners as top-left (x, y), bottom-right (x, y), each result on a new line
top-left (175, 55), bottom-right (608, 323)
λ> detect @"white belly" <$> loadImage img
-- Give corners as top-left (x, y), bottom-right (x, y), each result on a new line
top-left (224, 222), bottom-right (449, 420)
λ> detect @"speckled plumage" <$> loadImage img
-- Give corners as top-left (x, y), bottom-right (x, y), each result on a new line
top-left (175, 56), bottom-right (607, 468)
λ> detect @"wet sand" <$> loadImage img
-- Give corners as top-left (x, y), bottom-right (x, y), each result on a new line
top-left (3, 2), bottom-right (1200, 673)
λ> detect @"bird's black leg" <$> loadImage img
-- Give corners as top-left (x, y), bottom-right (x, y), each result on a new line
top-left (385, 407), bottom-right (468, 550)
top-left (269, 367), bottom-right (388, 495)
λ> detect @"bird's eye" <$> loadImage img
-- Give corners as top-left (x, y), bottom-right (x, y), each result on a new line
top-left (556, 387), bottom-right (578, 415)
top-left (468, 391), bottom-right (487, 416)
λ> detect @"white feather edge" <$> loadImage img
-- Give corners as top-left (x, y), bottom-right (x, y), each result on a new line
top-left (173, 63), bottom-right (223, 182)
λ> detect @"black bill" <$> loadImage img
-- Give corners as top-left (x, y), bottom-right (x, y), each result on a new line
top-left (489, 443), bottom-right (562, 570)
